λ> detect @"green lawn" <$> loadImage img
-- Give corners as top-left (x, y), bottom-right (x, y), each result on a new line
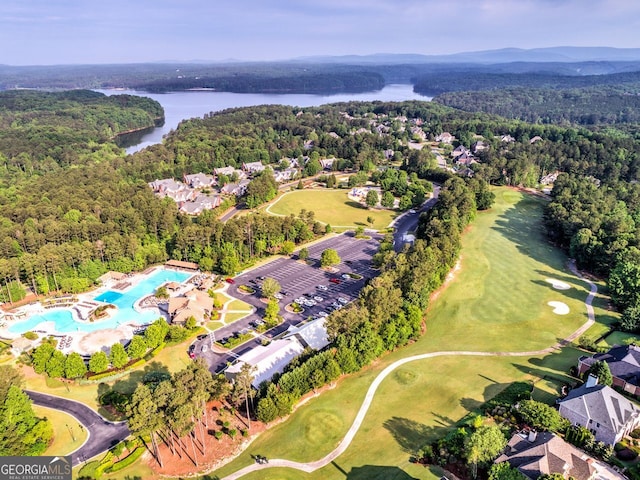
top-left (268, 189), bottom-right (398, 228)
top-left (210, 188), bottom-right (604, 480)
top-left (23, 332), bottom-right (199, 417)
top-left (35, 405), bottom-right (88, 457)
top-left (598, 330), bottom-right (640, 348)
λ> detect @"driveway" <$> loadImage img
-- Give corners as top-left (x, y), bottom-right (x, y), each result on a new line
top-left (26, 390), bottom-right (130, 466)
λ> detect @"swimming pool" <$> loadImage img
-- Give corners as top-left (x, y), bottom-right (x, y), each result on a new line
top-left (8, 269), bottom-right (192, 334)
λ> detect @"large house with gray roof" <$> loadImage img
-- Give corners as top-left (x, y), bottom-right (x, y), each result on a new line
top-left (557, 375), bottom-right (640, 445)
top-left (495, 431), bottom-right (597, 480)
top-left (578, 344), bottom-right (640, 396)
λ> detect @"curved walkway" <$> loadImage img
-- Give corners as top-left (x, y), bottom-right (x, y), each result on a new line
top-left (26, 390), bottom-right (130, 466)
top-left (220, 266), bottom-right (598, 479)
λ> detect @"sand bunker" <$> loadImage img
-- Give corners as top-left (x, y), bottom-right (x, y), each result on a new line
top-left (545, 278), bottom-right (571, 290)
top-left (548, 301), bottom-right (570, 315)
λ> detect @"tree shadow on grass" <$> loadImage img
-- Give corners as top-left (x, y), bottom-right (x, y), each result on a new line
top-left (383, 416), bottom-right (448, 455)
top-left (490, 195), bottom-right (562, 266)
top-left (346, 464), bottom-right (419, 480)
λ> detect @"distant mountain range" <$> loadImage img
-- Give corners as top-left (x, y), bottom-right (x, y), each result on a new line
top-left (295, 47), bottom-right (640, 65)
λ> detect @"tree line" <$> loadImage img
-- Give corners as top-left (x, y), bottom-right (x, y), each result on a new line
top-left (252, 176), bottom-right (493, 423)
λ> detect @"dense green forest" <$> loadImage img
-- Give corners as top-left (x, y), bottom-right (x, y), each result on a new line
top-left (434, 86), bottom-right (640, 132)
top-left (413, 70), bottom-right (640, 96)
top-left (131, 71), bottom-right (385, 94)
top-left (0, 89), bottom-right (162, 184)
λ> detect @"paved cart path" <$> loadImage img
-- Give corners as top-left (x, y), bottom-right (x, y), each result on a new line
top-left (220, 264), bottom-right (597, 479)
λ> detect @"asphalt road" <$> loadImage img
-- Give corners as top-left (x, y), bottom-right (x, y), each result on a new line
top-left (392, 184), bottom-right (440, 252)
top-left (193, 232), bottom-right (382, 373)
top-left (26, 390), bottom-right (130, 466)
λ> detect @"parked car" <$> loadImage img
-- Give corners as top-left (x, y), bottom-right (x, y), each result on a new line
top-left (318, 311), bottom-right (329, 317)
top-left (338, 297), bottom-right (349, 304)
top-left (329, 278), bottom-right (341, 284)
top-left (409, 209), bottom-right (417, 214)
top-left (274, 293), bottom-right (283, 300)
top-left (313, 296), bottom-right (323, 302)
top-left (225, 278), bottom-right (235, 284)
top-left (258, 276), bottom-right (266, 281)
top-left (317, 285), bottom-right (328, 291)
top-left (341, 274), bottom-right (350, 280)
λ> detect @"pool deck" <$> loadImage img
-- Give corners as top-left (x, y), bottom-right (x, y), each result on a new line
top-left (0, 267), bottom-right (197, 355)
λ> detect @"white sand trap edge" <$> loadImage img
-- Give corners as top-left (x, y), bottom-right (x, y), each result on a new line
top-left (548, 301), bottom-right (570, 315)
top-left (545, 278), bottom-right (571, 290)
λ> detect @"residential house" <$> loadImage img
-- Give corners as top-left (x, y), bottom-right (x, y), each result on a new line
top-left (495, 431), bottom-right (607, 480)
top-left (451, 145), bottom-right (470, 158)
top-left (557, 375), bottom-right (640, 445)
top-left (168, 289), bottom-right (213, 326)
top-left (303, 140), bottom-right (315, 150)
top-left (578, 344), bottom-right (640, 396)
top-left (179, 193), bottom-right (222, 215)
top-left (280, 157), bottom-right (300, 169)
top-left (213, 166), bottom-right (235, 177)
top-left (328, 132), bottom-right (340, 139)
top-left (540, 172), bottom-right (561, 186)
top-left (148, 178), bottom-right (185, 195)
top-left (148, 178), bottom-right (196, 202)
top-left (319, 158), bottom-right (336, 170)
top-left (220, 179), bottom-right (250, 196)
top-left (530, 136), bottom-right (543, 144)
top-left (183, 173), bottom-right (216, 189)
top-left (435, 132), bottom-right (455, 144)
top-left (273, 168), bottom-right (298, 183)
top-left (472, 140), bottom-right (489, 153)
top-left (224, 338), bottom-right (305, 389)
top-left (242, 161), bottom-right (266, 174)
top-left (455, 152), bottom-right (478, 167)
top-left (410, 126), bottom-right (427, 141)
top-left (500, 134), bottom-right (516, 143)
top-left (384, 149), bottom-right (395, 160)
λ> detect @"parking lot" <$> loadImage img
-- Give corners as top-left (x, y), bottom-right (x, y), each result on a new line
top-left (192, 232), bottom-right (381, 372)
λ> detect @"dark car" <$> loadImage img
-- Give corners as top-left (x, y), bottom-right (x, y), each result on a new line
top-left (225, 278), bottom-right (235, 284)
top-left (329, 278), bottom-right (341, 284)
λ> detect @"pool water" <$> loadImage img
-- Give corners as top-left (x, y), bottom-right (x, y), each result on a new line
top-left (8, 269), bottom-right (192, 334)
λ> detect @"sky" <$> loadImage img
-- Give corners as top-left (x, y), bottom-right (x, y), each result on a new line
top-left (3, 0), bottom-right (640, 65)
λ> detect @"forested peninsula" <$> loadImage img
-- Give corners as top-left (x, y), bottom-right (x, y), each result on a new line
top-left (0, 89), bottom-right (163, 182)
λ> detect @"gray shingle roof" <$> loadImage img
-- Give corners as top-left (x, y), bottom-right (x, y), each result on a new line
top-left (558, 383), bottom-right (640, 436)
top-left (582, 345), bottom-right (640, 387)
top-left (495, 432), bottom-right (595, 480)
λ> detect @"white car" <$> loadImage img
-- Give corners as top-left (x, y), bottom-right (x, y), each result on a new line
top-left (273, 293), bottom-right (283, 300)
top-left (305, 299), bottom-right (317, 307)
top-left (317, 285), bottom-right (328, 291)
top-left (409, 209), bottom-right (417, 214)
top-left (295, 297), bottom-right (305, 304)
top-left (318, 311), bottom-right (329, 317)
top-left (341, 274), bottom-right (350, 280)
top-left (338, 297), bottom-right (349, 304)
top-left (313, 296), bottom-right (323, 302)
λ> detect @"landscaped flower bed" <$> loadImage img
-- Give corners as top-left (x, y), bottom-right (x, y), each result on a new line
top-left (237, 285), bottom-right (256, 295)
top-left (285, 302), bottom-right (304, 314)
